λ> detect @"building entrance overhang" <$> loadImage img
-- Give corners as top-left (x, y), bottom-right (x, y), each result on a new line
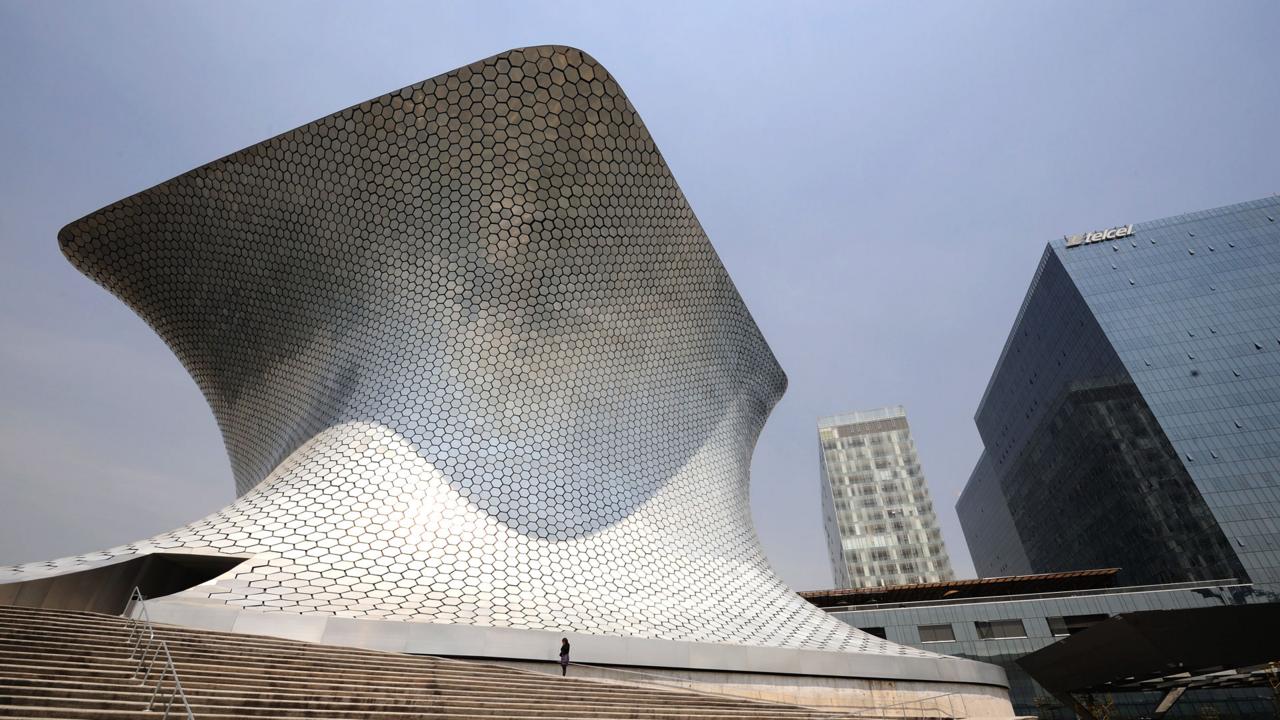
top-left (1018, 603), bottom-right (1280, 718)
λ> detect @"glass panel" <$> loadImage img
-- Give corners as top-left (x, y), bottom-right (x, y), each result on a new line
top-left (1048, 613), bottom-right (1108, 636)
top-left (975, 619), bottom-right (1027, 640)
top-left (918, 623), bottom-right (955, 643)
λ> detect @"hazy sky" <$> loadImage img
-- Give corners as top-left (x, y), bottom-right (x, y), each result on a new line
top-left (2, 1), bottom-right (1278, 589)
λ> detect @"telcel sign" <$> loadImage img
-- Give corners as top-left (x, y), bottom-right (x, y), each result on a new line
top-left (1065, 224), bottom-right (1134, 248)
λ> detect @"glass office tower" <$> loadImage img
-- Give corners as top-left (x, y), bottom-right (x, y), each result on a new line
top-left (959, 196), bottom-right (1280, 589)
top-left (820, 407), bottom-right (955, 588)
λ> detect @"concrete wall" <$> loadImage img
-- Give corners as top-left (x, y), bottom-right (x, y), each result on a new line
top-left (499, 659), bottom-right (1016, 718)
top-left (135, 597), bottom-right (1015, 718)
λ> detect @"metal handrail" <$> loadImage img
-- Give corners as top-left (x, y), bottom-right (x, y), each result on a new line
top-left (124, 588), bottom-right (195, 720)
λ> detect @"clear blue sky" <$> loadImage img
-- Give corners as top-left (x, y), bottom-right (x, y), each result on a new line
top-left (2, 1), bottom-right (1278, 589)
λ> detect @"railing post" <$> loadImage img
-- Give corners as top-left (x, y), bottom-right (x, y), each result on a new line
top-left (147, 661), bottom-right (166, 710)
top-left (139, 640), bottom-right (159, 684)
top-left (124, 587), bottom-right (195, 719)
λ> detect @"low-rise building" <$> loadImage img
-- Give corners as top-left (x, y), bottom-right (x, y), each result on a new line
top-left (802, 570), bottom-right (1280, 718)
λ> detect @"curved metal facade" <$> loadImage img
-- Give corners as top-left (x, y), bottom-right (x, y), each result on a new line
top-left (4, 46), bottom-right (932, 657)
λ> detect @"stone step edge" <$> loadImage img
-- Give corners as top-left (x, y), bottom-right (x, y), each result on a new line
top-left (0, 680), bottom-right (844, 719)
top-left (0, 671), bottom-right (824, 715)
top-left (0, 616), bottom-right (752, 703)
top-left (0, 692), bottom-right (850, 720)
top-left (0, 654), bottom-right (769, 710)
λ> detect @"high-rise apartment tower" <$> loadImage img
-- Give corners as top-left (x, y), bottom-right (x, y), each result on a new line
top-left (819, 407), bottom-right (956, 588)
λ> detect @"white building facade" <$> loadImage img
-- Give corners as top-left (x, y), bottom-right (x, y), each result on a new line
top-left (820, 407), bottom-right (956, 588)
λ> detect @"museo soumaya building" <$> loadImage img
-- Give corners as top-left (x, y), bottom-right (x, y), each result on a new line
top-left (0, 47), bottom-right (1011, 713)
top-left (959, 196), bottom-right (1280, 591)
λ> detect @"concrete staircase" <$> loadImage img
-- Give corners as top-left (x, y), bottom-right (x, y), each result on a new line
top-left (0, 604), bottom-right (867, 720)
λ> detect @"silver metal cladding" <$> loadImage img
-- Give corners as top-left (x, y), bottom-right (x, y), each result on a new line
top-left (6, 46), bottom-right (934, 658)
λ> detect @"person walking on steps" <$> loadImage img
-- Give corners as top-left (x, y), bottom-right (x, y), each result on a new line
top-left (559, 637), bottom-right (571, 676)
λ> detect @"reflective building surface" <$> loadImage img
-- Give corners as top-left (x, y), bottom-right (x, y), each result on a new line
top-left (1, 43), bottom-right (883, 653)
top-left (959, 197), bottom-right (1280, 589)
top-left (819, 407), bottom-right (954, 588)
top-left (0, 49), bottom-right (1016, 703)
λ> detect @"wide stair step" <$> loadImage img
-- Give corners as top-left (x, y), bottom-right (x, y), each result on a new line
top-left (0, 604), bottom-right (865, 720)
